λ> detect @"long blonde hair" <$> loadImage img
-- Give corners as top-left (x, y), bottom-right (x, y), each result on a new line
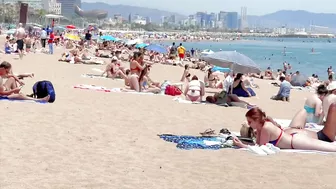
top-left (240, 123), bottom-right (256, 138)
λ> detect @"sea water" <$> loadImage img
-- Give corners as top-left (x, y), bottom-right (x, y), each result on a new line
top-left (162, 38), bottom-right (336, 79)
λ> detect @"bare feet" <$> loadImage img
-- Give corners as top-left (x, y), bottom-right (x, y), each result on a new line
top-left (38, 95), bottom-right (50, 103)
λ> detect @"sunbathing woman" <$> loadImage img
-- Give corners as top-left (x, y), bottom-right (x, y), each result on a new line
top-left (102, 59), bottom-right (127, 79)
top-left (204, 68), bottom-right (219, 88)
top-left (205, 91), bottom-right (255, 108)
top-left (231, 73), bottom-right (256, 97)
top-left (289, 84), bottom-right (328, 127)
top-left (126, 65), bottom-right (160, 93)
top-left (234, 107), bottom-right (336, 152)
top-left (95, 49), bottom-right (111, 58)
top-left (184, 76), bottom-right (205, 102)
top-left (180, 64), bottom-right (191, 82)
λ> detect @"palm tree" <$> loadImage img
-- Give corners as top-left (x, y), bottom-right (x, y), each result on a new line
top-left (36, 9), bottom-right (47, 24)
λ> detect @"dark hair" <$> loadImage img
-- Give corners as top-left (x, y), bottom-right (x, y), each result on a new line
top-left (206, 96), bottom-right (216, 103)
top-left (234, 73), bottom-right (243, 81)
top-left (138, 65), bottom-right (149, 91)
top-left (0, 61), bottom-right (12, 69)
top-left (125, 69), bottom-right (130, 75)
top-left (111, 59), bottom-right (117, 63)
top-left (317, 84), bottom-right (328, 95)
top-left (133, 52), bottom-right (141, 60)
top-left (191, 75), bottom-right (198, 80)
top-left (184, 64), bottom-right (189, 70)
top-left (208, 68), bottom-right (212, 79)
top-left (279, 76), bottom-right (286, 81)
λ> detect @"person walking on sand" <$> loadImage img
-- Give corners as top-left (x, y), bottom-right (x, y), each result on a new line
top-left (40, 28), bottom-right (47, 48)
top-left (48, 31), bottom-right (55, 54)
top-left (14, 23), bottom-right (26, 59)
top-left (177, 43), bottom-right (186, 62)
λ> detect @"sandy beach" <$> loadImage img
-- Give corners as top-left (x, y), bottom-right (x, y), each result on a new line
top-left (1, 42), bottom-right (336, 189)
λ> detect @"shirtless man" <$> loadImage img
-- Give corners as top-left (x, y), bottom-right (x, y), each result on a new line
top-left (15, 23), bottom-right (26, 59)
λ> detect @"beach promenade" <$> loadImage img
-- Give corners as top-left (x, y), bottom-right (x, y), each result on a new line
top-left (1, 39), bottom-right (336, 189)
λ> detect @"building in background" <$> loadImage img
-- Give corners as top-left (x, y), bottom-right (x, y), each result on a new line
top-left (240, 6), bottom-right (248, 30)
top-left (2, 0), bottom-right (43, 9)
top-left (42, 0), bottom-right (61, 14)
top-left (145, 16), bottom-right (151, 24)
top-left (226, 12), bottom-right (238, 30)
top-left (57, 0), bottom-right (81, 17)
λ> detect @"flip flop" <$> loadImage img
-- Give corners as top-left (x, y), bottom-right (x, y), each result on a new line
top-left (200, 128), bottom-right (216, 137)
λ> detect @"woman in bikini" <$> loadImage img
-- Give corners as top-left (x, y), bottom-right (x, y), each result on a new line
top-left (180, 64), bottom-right (191, 82)
top-left (184, 75), bottom-right (205, 102)
top-left (289, 84), bottom-right (328, 128)
top-left (234, 106), bottom-right (336, 152)
top-left (204, 68), bottom-right (219, 88)
top-left (102, 59), bottom-right (127, 79)
top-left (130, 52), bottom-right (145, 76)
top-left (127, 65), bottom-right (160, 93)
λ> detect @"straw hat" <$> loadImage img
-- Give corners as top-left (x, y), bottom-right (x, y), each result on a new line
top-left (327, 81), bottom-right (336, 91)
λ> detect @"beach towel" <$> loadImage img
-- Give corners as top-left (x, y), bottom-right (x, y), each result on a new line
top-left (158, 134), bottom-right (234, 150)
top-left (81, 74), bottom-right (109, 79)
top-left (0, 96), bottom-right (46, 104)
top-left (73, 84), bottom-right (155, 95)
top-left (273, 119), bottom-right (324, 131)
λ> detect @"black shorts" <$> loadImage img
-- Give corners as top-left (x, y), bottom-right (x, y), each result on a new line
top-left (17, 39), bottom-right (24, 50)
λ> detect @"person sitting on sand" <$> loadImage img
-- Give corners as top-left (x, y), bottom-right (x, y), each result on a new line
top-left (204, 68), bottom-right (220, 88)
top-left (230, 73), bottom-right (256, 97)
top-left (184, 75), bottom-right (205, 102)
top-left (4, 36), bottom-right (11, 54)
top-left (145, 66), bottom-right (160, 88)
top-left (205, 90), bottom-right (255, 108)
top-left (130, 52), bottom-right (145, 76)
top-left (271, 76), bottom-right (291, 102)
top-left (126, 65), bottom-right (160, 93)
top-left (289, 84), bottom-right (328, 128)
top-left (0, 62), bottom-right (49, 102)
top-left (234, 106), bottom-right (336, 151)
top-left (265, 67), bottom-right (273, 78)
top-left (180, 64), bottom-right (191, 82)
top-left (322, 81), bottom-right (336, 121)
top-left (102, 59), bottom-right (127, 79)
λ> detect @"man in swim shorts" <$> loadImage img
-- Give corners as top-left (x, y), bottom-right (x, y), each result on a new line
top-left (15, 23), bottom-right (26, 59)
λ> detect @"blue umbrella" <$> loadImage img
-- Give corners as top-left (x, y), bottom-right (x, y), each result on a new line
top-left (212, 66), bottom-right (231, 73)
top-left (101, 35), bottom-right (115, 41)
top-left (202, 51), bottom-right (261, 74)
top-left (135, 43), bottom-right (148, 48)
top-left (145, 44), bottom-right (167, 54)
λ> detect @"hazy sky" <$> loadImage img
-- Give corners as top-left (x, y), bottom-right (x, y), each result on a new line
top-left (83, 0), bottom-right (335, 15)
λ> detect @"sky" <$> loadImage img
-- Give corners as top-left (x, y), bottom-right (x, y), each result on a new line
top-left (83, 0), bottom-right (336, 15)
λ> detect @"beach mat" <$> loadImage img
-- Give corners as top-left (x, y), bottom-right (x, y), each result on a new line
top-left (0, 96), bottom-right (46, 104)
top-left (73, 84), bottom-right (155, 95)
top-left (81, 74), bottom-right (109, 79)
top-left (274, 119), bottom-right (324, 131)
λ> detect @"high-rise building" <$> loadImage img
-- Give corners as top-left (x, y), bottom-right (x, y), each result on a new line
top-left (42, 0), bottom-right (61, 14)
top-left (240, 6), bottom-right (248, 30)
top-left (128, 13), bottom-right (132, 23)
top-left (2, 0), bottom-right (43, 9)
top-left (57, 0), bottom-right (81, 17)
top-left (226, 12), bottom-right (238, 30)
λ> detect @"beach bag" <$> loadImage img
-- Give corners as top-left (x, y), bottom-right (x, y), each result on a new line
top-left (32, 80), bottom-right (56, 103)
top-left (165, 85), bottom-right (182, 96)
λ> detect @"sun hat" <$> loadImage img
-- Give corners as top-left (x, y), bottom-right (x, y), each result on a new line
top-left (327, 81), bottom-right (336, 91)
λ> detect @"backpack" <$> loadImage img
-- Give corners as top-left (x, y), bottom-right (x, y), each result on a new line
top-left (32, 80), bottom-right (56, 103)
top-left (165, 85), bottom-right (182, 96)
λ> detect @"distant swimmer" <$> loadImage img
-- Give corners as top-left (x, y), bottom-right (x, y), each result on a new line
top-left (311, 48), bottom-right (314, 53)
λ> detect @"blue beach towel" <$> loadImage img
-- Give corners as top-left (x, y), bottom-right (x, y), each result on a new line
top-left (0, 96), bottom-right (46, 104)
top-left (158, 134), bottom-right (230, 150)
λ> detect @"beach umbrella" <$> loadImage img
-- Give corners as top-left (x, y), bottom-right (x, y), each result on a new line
top-left (6, 29), bottom-right (16, 35)
top-left (211, 66), bottom-right (231, 73)
top-left (100, 35), bottom-right (115, 41)
top-left (290, 74), bottom-right (308, 87)
top-left (64, 33), bottom-right (81, 41)
top-left (202, 51), bottom-right (261, 74)
top-left (145, 44), bottom-right (168, 54)
top-left (66, 25), bottom-right (76, 29)
top-left (135, 43), bottom-right (148, 48)
top-left (126, 38), bottom-right (143, 45)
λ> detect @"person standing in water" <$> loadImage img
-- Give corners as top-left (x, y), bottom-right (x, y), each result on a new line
top-left (14, 23), bottom-right (26, 59)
